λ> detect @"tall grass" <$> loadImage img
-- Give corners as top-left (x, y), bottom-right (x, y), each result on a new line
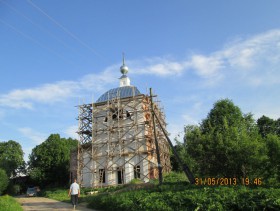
top-left (0, 195), bottom-right (23, 211)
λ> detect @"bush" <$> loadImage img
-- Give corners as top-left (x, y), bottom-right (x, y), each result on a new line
top-left (7, 184), bottom-right (21, 196)
top-left (0, 169), bottom-right (9, 195)
top-left (86, 185), bottom-right (280, 211)
top-left (41, 188), bottom-right (69, 203)
top-left (129, 178), bottom-right (143, 184)
top-left (163, 171), bottom-right (187, 183)
top-left (0, 195), bottom-right (23, 211)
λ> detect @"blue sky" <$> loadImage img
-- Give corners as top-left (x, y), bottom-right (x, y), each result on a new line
top-left (1, 0), bottom-right (280, 161)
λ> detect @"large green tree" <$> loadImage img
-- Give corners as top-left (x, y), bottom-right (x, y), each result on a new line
top-left (28, 134), bottom-right (78, 187)
top-left (0, 140), bottom-right (24, 177)
top-left (184, 99), bottom-right (267, 179)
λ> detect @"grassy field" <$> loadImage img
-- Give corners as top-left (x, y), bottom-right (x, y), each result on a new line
top-left (0, 195), bottom-right (23, 211)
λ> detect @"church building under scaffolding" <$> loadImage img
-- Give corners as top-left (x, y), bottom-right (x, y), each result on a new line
top-left (70, 58), bottom-right (171, 187)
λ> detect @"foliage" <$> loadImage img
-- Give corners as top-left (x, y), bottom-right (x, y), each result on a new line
top-left (0, 169), bottom-right (9, 195)
top-left (171, 127), bottom-right (197, 173)
top-left (6, 184), bottom-right (21, 196)
top-left (13, 185), bottom-right (21, 195)
top-left (41, 172), bottom-right (280, 211)
top-left (183, 99), bottom-right (267, 179)
top-left (200, 99), bottom-right (244, 134)
top-left (86, 184), bottom-right (280, 211)
top-left (129, 178), bottom-right (143, 184)
top-left (42, 187), bottom-right (90, 204)
top-left (42, 188), bottom-right (71, 203)
top-left (28, 134), bottom-right (78, 187)
top-left (255, 116), bottom-right (280, 184)
top-left (257, 115), bottom-right (279, 137)
top-left (0, 195), bottom-right (23, 211)
top-left (0, 140), bottom-right (24, 177)
top-left (265, 134), bottom-right (280, 184)
top-left (163, 171), bottom-right (187, 183)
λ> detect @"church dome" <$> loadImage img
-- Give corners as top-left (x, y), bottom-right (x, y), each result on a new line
top-left (96, 54), bottom-right (141, 103)
top-left (96, 86), bottom-right (141, 103)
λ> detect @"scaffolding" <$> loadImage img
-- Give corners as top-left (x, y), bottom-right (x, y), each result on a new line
top-left (74, 88), bottom-right (171, 188)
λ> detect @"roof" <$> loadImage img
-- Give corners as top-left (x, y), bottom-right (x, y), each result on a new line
top-left (96, 86), bottom-right (141, 103)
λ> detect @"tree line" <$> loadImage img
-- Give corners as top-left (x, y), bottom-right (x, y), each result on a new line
top-left (0, 134), bottom-right (77, 195)
top-left (172, 99), bottom-right (280, 185)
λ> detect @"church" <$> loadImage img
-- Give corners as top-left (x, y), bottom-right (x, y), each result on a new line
top-left (70, 58), bottom-right (171, 187)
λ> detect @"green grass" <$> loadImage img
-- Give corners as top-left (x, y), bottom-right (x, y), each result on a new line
top-left (42, 185), bottom-right (125, 203)
top-left (42, 188), bottom-right (90, 204)
top-left (42, 188), bottom-right (69, 202)
top-left (0, 195), bottom-right (23, 211)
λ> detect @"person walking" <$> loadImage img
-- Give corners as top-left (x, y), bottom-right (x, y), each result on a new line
top-left (68, 178), bottom-right (80, 209)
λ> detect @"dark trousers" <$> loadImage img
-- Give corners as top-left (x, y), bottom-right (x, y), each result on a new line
top-left (71, 194), bottom-right (78, 206)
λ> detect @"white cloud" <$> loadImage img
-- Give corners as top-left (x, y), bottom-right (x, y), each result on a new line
top-left (64, 125), bottom-right (79, 140)
top-left (187, 54), bottom-right (224, 77)
top-left (18, 127), bottom-right (47, 145)
top-left (0, 68), bottom-right (117, 110)
top-left (132, 29), bottom-right (280, 86)
top-left (221, 30), bottom-right (280, 84)
top-left (1, 29), bottom-right (280, 110)
top-left (137, 61), bottom-right (185, 76)
top-left (183, 29), bottom-right (280, 87)
top-left (0, 81), bottom-right (80, 109)
top-left (129, 56), bottom-right (186, 76)
top-left (79, 65), bottom-right (118, 91)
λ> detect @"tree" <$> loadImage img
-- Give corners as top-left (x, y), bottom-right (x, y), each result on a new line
top-left (0, 168), bottom-right (9, 195)
top-left (28, 134), bottom-right (78, 187)
top-left (257, 115), bottom-right (277, 138)
top-left (265, 134), bottom-right (280, 184)
top-left (184, 99), bottom-right (267, 179)
top-left (276, 118), bottom-right (280, 136)
top-left (200, 99), bottom-right (244, 134)
top-left (0, 140), bottom-right (24, 177)
top-left (170, 138), bottom-right (196, 172)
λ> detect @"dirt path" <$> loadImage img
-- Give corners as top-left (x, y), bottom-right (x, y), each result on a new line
top-left (16, 196), bottom-right (96, 211)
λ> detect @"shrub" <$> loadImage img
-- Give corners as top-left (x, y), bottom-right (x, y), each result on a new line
top-left (0, 195), bottom-right (23, 211)
top-left (129, 178), bottom-right (143, 184)
top-left (163, 171), bottom-right (187, 183)
top-left (42, 188), bottom-right (69, 202)
top-left (0, 169), bottom-right (9, 195)
top-left (86, 185), bottom-right (280, 210)
top-left (7, 184), bottom-right (21, 196)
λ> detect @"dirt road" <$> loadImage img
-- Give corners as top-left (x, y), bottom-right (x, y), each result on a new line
top-left (16, 196), bottom-right (96, 211)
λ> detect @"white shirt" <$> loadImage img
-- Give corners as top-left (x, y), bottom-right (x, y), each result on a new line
top-left (70, 182), bottom-right (80, 195)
